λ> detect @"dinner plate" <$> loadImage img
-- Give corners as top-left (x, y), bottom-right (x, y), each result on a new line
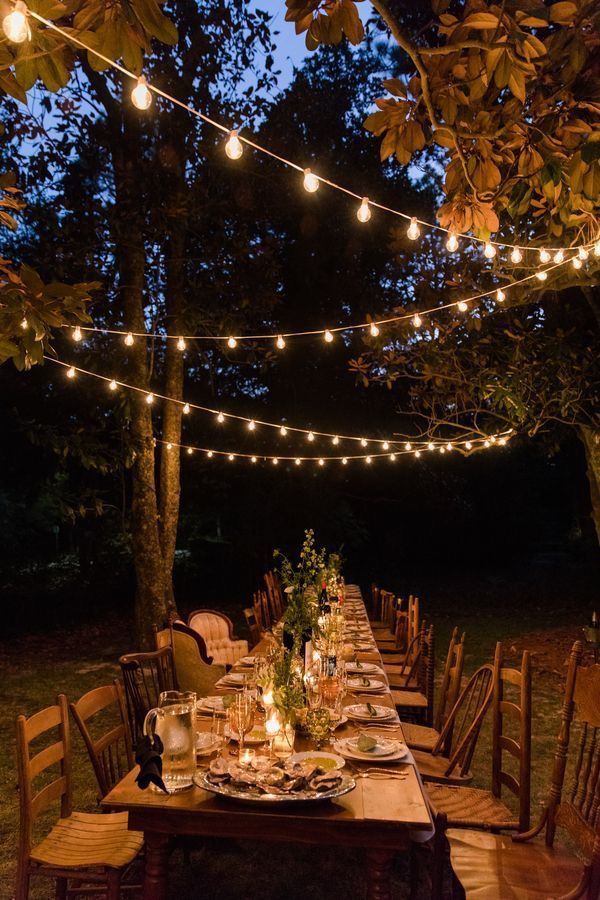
top-left (197, 696), bottom-right (227, 713)
top-left (346, 662), bottom-right (381, 675)
top-left (347, 678), bottom-right (386, 693)
top-left (236, 656), bottom-right (256, 667)
top-left (332, 737), bottom-right (409, 762)
top-left (346, 703), bottom-right (396, 722)
top-left (287, 751), bottom-right (345, 771)
top-left (219, 672), bottom-right (246, 685)
top-left (224, 725), bottom-right (267, 744)
top-left (195, 733), bottom-right (222, 755)
top-left (195, 771), bottom-right (356, 804)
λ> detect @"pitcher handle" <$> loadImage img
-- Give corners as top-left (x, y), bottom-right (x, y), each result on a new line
top-left (143, 706), bottom-right (162, 740)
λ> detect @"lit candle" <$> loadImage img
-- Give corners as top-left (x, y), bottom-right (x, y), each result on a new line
top-left (240, 747), bottom-right (255, 767)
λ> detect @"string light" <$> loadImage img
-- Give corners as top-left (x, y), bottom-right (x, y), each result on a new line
top-left (187, 447), bottom-right (193, 455)
top-left (251, 456), bottom-right (257, 463)
top-left (369, 322), bottom-right (380, 337)
top-left (457, 300), bottom-right (468, 312)
top-left (428, 442), bottom-right (434, 451)
top-left (248, 420), bottom-right (256, 431)
top-left (280, 425), bottom-right (288, 436)
top-left (553, 250), bottom-right (564, 264)
top-left (342, 457), bottom-right (347, 465)
top-left (413, 313), bottom-right (422, 328)
top-left (539, 249), bottom-right (551, 264)
top-left (67, 366), bottom-right (76, 379)
top-left (166, 443), bottom-right (172, 450)
top-left (228, 454), bottom-right (234, 461)
top-left (303, 169), bottom-right (319, 193)
top-left (318, 458), bottom-right (325, 466)
top-left (407, 218), bottom-right (420, 241)
top-left (183, 403), bottom-right (190, 414)
top-left (109, 379), bottom-right (117, 391)
top-left (360, 439), bottom-right (368, 447)
top-left (572, 257), bottom-right (582, 270)
top-left (177, 336), bottom-right (186, 351)
top-left (332, 436), bottom-right (340, 445)
top-left (594, 241), bottom-right (600, 257)
top-left (307, 432), bottom-right (315, 442)
top-left (131, 75), bottom-right (152, 110)
top-left (273, 457), bottom-right (279, 465)
top-left (536, 270), bottom-right (548, 281)
top-left (207, 451), bottom-right (213, 458)
top-left (390, 453), bottom-right (396, 461)
top-left (3, 1), bottom-right (29, 42)
top-left (227, 336), bottom-right (237, 348)
top-left (225, 129), bottom-right (243, 160)
top-left (366, 456), bottom-right (372, 464)
top-left (484, 440), bottom-right (491, 448)
top-left (496, 289), bottom-right (505, 302)
top-left (446, 442), bottom-right (452, 451)
top-left (276, 335), bottom-right (286, 350)
top-left (446, 232), bottom-right (458, 252)
top-left (324, 329), bottom-right (334, 343)
top-left (404, 442), bottom-right (411, 451)
top-left (295, 458), bottom-right (301, 465)
top-left (465, 441), bottom-right (472, 450)
top-left (217, 412), bottom-right (225, 423)
top-left (382, 441), bottom-right (389, 450)
top-left (511, 248), bottom-right (523, 264)
top-left (124, 332), bottom-right (134, 346)
top-left (72, 326), bottom-right (82, 342)
top-left (146, 393), bottom-right (155, 405)
top-left (357, 197), bottom-right (371, 223)
top-left (415, 450), bottom-right (421, 458)
top-left (483, 243), bottom-right (496, 259)
top-left (578, 247), bottom-right (589, 261)
top-left (21, 317), bottom-right (28, 329)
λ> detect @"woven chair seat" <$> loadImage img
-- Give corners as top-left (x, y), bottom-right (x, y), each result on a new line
top-left (402, 722), bottom-right (440, 751)
top-left (447, 828), bottom-right (583, 898)
top-left (31, 811), bottom-right (143, 869)
top-left (412, 748), bottom-right (473, 785)
top-left (427, 784), bottom-right (519, 830)
top-left (391, 689), bottom-right (427, 708)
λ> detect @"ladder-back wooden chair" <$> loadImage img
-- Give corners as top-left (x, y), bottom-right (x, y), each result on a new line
top-left (264, 570), bottom-right (283, 622)
top-left (243, 607), bottom-right (261, 647)
top-left (443, 642), bottom-right (600, 899)
top-left (390, 624), bottom-right (435, 726)
top-left (402, 628), bottom-right (465, 752)
top-left (70, 681), bottom-right (134, 801)
top-left (251, 590), bottom-right (266, 632)
top-left (254, 589), bottom-right (271, 631)
top-left (378, 595), bottom-right (421, 660)
top-left (427, 643), bottom-right (531, 840)
top-left (15, 694), bottom-right (142, 900)
top-left (119, 646), bottom-right (176, 744)
top-left (371, 590), bottom-right (396, 637)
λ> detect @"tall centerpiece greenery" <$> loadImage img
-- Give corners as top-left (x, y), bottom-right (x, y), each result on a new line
top-left (274, 528), bottom-right (326, 654)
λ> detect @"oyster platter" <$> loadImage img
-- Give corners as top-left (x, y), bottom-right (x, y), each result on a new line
top-left (195, 755), bottom-right (356, 804)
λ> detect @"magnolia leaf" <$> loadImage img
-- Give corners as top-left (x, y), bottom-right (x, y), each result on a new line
top-left (549, 1), bottom-right (577, 24)
top-left (340, 0), bottom-right (364, 45)
top-left (380, 126), bottom-right (397, 161)
top-left (508, 70), bottom-right (526, 103)
top-left (463, 12), bottom-right (499, 30)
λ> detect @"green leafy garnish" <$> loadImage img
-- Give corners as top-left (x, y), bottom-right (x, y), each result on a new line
top-left (366, 703), bottom-right (377, 717)
top-left (222, 694), bottom-right (235, 710)
top-left (357, 734), bottom-right (377, 752)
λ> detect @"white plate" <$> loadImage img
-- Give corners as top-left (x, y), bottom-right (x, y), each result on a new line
top-left (198, 696), bottom-right (226, 712)
top-left (287, 751), bottom-right (345, 771)
top-left (195, 733), bottom-right (222, 755)
top-left (332, 737), bottom-right (409, 762)
top-left (224, 725), bottom-right (267, 744)
top-left (237, 656), bottom-right (256, 667)
top-left (220, 672), bottom-right (246, 684)
top-left (346, 663), bottom-right (381, 675)
top-left (346, 704), bottom-right (396, 722)
top-left (347, 678), bottom-right (386, 693)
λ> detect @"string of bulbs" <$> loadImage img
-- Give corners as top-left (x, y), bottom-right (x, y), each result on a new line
top-left (4, 1), bottom-right (598, 260)
top-left (49, 355), bottom-right (509, 453)
top-left (61, 249), bottom-right (596, 350)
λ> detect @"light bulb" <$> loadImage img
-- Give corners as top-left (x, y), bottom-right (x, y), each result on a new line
top-left (217, 412), bottom-right (225, 423)
top-left (407, 217), bottom-right (420, 241)
top-left (483, 242), bottom-right (496, 259)
top-left (248, 420), bottom-right (256, 431)
top-left (109, 379), bottom-right (117, 391)
top-left (499, 437), bottom-right (507, 446)
top-left (382, 441), bottom-right (389, 451)
top-left (360, 438), bottom-right (368, 448)
top-left (295, 458), bottom-right (301, 466)
top-left (594, 241), bottom-right (600, 257)
top-left (280, 425), bottom-right (287, 436)
top-left (572, 257), bottom-right (582, 270)
top-left (332, 436), bottom-right (339, 445)
top-left (484, 440), bottom-right (491, 448)
top-left (365, 456), bottom-right (372, 464)
top-left (131, 76), bottom-right (152, 111)
top-left (465, 441), bottom-right (472, 450)
top-left (457, 300), bottom-right (468, 312)
top-left (342, 458), bottom-right (347, 465)
top-left (124, 332), bottom-right (134, 346)
top-left (146, 393), bottom-right (154, 405)
top-left (276, 335), bottom-right (286, 349)
top-left (177, 336), bottom-right (186, 351)
top-left (415, 450), bottom-right (421, 458)
top-left (357, 197), bottom-right (371, 223)
top-left (496, 289), bottom-right (505, 302)
top-left (510, 247), bottom-right (523, 264)
top-left (207, 451), bottom-right (213, 458)
top-left (183, 403), bottom-right (190, 415)
top-left (413, 313), bottom-right (422, 328)
top-left (324, 329), bottom-right (334, 343)
top-left (318, 458), bottom-right (324, 467)
top-left (439, 447), bottom-right (446, 454)
top-left (307, 432), bottom-right (315, 442)
top-left (20, 317), bottom-right (28, 329)
top-left (303, 168), bottom-right (319, 193)
top-left (390, 453), bottom-right (396, 461)
top-left (251, 456), bottom-right (257, 463)
top-left (553, 250), bottom-right (564, 264)
top-left (273, 457), bottom-right (279, 465)
top-left (428, 442), bottom-right (434, 451)
top-left (405, 442), bottom-right (411, 451)
top-left (369, 322), bottom-right (380, 337)
top-left (67, 366), bottom-right (76, 379)
top-left (3, 2), bottom-right (29, 43)
top-left (578, 246), bottom-right (589, 261)
top-left (225, 130), bottom-right (243, 160)
top-left (539, 249), bottom-right (551, 263)
top-left (446, 443), bottom-right (452, 451)
top-left (446, 232), bottom-right (458, 252)
top-left (536, 270), bottom-right (548, 281)
top-left (73, 326), bottom-right (82, 342)
top-left (187, 447), bottom-right (193, 455)
top-left (227, 336), bottom-right (237, 348)
top-left (490, 435), bottom-right (496, 443)
top-left (228, 454), bottom-right (234, 461)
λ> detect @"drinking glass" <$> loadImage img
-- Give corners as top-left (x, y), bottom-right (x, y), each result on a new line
top-left (230, 693), bottom-right (255, 755)
top-left (306, 707), bottom-right (331, 749)
top-left (143, 690), bottom-right (196, 792)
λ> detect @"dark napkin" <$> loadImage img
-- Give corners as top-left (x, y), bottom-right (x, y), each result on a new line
top-left (134, 734), bottom-right (169, 794)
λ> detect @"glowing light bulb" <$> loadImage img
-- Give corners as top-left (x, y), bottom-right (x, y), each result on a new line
top-left (446, 443), bottom-right (452, 451)
top-left (499, 437), bottom-right (507, 446)
top-left (72, 326), bottom-right (82, 342)
top-left (166, 443), bottom-right (172, 450)
top-left (594, 241), bottom-right (600, 257)
top-left (496, 289), bottom-right (505, 302)
top-left (439, 447), bottom-right (446, 454)
top-left (21, 317), bottom-right (28, 329)
top-left (307, 432), bottom-right (315, 442)
top-left (510, 247), bottom-right (523, 264)
top-left (415, 450), bottom-right (421, 458)
top-left (207, 451), bottom-right (213, 458)
top-left (536, 270), bottom-right (548, 281)
top-left (276, 335), bottom-right (286, 350)
top-left (553, 250), bottom-right (564, 264)
top-left (382, 441), bottom-right (389, 451)
top-left (124, 332), bottom-right (134, 346)
top-left (3, 2), bottom-right (29, 43)
top-left (332, 436), bottom-right (339, 446)
top-left (217, 412), bottom-right (225, 423)
top-left (413, 313), bottom-right (422, 328)
top-left (251, 456), bottom-right (257, 463)
top-left (109, 379), bottom-right (117, 391)
top-left (146, 393), bottom-right (154, 405)
top-left (484, 440), bottom-right (491, 448)
top-left (539, 249), bottom-right (551, 264)
top-left (295, 458), bottom-right (301, 466)
top-left (273, 457), bottom-right (279, 465)
top-left (248, 420), bottom-right (256, 431)
top-left (227, 336), bottom-right (237, 348)
top-left (177, 336), bottom-right (186, 351)
top-left (187, 447), bottom-right (193, 455)
top-left (357, 197), bottom-right (371, 223)
top-left (457, 300), bottom-right (468, 312)
top-left (131, 76), bottom-right (152, 111)
top-left (365, 456), bottom-right (372, 464)
top-left (428, 442), bottom-right (434, 451)
top-left (228, 454), bottom-right (234, 461)
top-left (405, 442), bottom-right (411, 451)
top-left (369, 322), bottom-right (380, 337)
top-left (318, 458), bottom-right (324, 467)
top-left (465, 441), bottom-right (472, 450)
top-left (490, 435), bottom-right (496, 443)
top-left (303, 169), bottom-right (319, 193)
top-left (183, 403), bottom-right (190, 415)
top-left (389, 453), bottom-right (396, 461)
top-left (483, 242), bottom-right (496, 259)
top-left (225, 129), bottom-right (243, 160)
top-left (360, 439), bottom-right (368, 448)
top-left (578, 246), bottom-right (589, 261)
top-left (446, 232), bottom-right (458, 252)
top-left (280, 425), bottom-right (287, 436)
top-left (572, 257), bottom-right (582, 270)
top-left (342, 458), bottom-right (347, 465)
top-left (324, 329), bottom-right (334, 343)
top-left (407, 217), bottom-right (420, 241)
top-left (67, 366), bottom-right (76, 379)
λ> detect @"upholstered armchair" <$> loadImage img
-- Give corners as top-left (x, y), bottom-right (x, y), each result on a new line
top-left (187, 609), bottom-right (249, 666)
top-left (154, 621), bottom-right (227, 698)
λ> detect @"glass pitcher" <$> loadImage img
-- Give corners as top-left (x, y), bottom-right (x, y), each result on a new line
top-left (143, 690), bottom-right (196, 792)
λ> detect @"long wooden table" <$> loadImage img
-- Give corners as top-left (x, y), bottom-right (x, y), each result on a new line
top-left (102, 588), bottom-right (432, 898)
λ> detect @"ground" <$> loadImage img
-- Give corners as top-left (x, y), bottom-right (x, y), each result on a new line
top-left (1, 557), bottom-right (597, 899)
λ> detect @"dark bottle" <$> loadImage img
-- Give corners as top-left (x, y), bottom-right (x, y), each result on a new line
top-left (319, 581), bottom-right (330, 614)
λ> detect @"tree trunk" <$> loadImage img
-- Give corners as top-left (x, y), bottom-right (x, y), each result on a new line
top-left (579, 425), bottom-right (600, 545)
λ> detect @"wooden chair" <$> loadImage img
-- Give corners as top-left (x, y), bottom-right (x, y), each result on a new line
top-left (15, 694), bottom-right (142, 900)
top-left (243, 607), bottom-right (262, 647)
top-left (427, 643), bottom-right (531, 838)
top-left (443, 642), bottom-right (600, 899)
top-left (390, 624), bottom-right (435, 725)
top-left (371, 590), bottom-right (396, 637)
top-left (401, 628), bottom-right (465, 752)
top-left (119, 646), bottom-right (176, 744)
top-left (254, 589), bottom-right (271, 630)
top-left (252, 590), bottom-right (266, 632)
top-left (187, 608), bottom-right (249, 665)
top-left (378, 595), bottom-right (421, 660)
top-left (264, 570), bottom-right (284, 622)
top-left (70, 681), bottom-right (134, 801)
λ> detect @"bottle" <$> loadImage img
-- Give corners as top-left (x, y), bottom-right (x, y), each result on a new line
top-left (319, 581), bottom-right (330, 614)
top-left (591, 611), bottom-right (599, 630)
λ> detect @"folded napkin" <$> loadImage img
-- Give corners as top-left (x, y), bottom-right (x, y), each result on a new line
top-left (134, 734), bottom-right (168, 794)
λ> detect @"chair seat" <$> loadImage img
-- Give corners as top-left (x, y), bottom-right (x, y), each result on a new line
top-left (379, 652), bottom-right (408, 665)
top-left (412, 748), bottom-right (473, 785)
top-left (31, 811), bottom-right (143, 869)
top-left (447, 828), bottom-right (583, 899)
top-left (391, 689), bottom-right (427, 708)
top-left (402, 722), bottom-right (440, 751)
top-left (427, 784), bottom-right (519, 830)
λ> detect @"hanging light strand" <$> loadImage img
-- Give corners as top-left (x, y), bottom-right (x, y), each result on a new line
top-left (17, 5), bottom-right (597, 259)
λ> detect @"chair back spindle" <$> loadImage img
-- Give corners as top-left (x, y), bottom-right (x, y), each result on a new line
top-left (119, 646), bottom-right (176, 744)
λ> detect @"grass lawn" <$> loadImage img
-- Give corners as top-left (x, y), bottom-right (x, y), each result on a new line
top-left (0, 557), bottom-right (597, 899)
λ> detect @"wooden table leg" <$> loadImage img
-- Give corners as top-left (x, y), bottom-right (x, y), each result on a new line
top-left (143, 832), bottom-right (170, 900)
top-left (366, 848), bottom-right (393, 900)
